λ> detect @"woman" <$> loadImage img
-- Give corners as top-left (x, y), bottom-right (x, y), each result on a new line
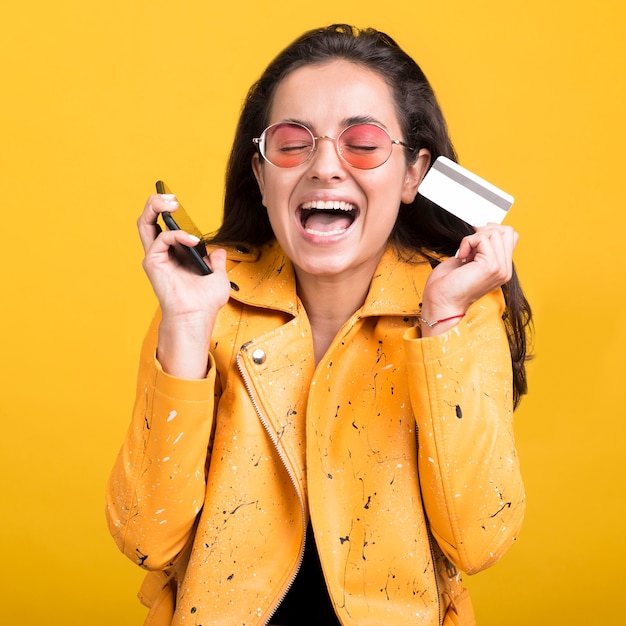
top-left (106, 24), bottom-right (532, 626)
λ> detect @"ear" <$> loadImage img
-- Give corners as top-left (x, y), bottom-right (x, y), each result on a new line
top-left (252, 153), bottom-right (267, 206)
top-left (401, 148), bottom-right (431, 204)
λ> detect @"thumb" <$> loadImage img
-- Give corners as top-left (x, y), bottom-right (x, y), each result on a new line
top-left (207, 248), bottom-right (227, 273)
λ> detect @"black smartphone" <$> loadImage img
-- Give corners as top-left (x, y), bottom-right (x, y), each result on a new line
top-left (155, 180), bottom-right (212, 275)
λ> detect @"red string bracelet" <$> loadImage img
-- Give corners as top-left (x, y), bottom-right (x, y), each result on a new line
top-left (419, 313), bottom-right (466, 328)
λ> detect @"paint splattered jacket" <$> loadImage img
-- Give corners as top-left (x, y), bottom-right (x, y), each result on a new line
top-left (106, 241), bottom-right (525, 626)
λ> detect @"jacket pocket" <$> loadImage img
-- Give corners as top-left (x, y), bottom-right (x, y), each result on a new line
top-left (138, 570), bottom-right (176, 626)
top-left (442, 587), bottom-right (476, 626)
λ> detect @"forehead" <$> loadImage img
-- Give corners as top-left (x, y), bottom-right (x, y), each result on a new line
top-left (268, 60), bottom-right (399, 129)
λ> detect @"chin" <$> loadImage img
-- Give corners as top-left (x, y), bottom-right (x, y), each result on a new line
top-left (295, 248), bottom-right (377, 279)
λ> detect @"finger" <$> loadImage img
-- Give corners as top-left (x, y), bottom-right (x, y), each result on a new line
top-left (149, 228), bottom-right (200, 255)
top-left (475, 223), bottom-right (518, 246)
top-left (457, 226), bottom-right (516, 284)
top-left (456, 230), bottom-right (484, 262)
top-left (207, 247), bottom-right (227, 273)
top-left (487, 230), bottom-right (511, 282)
top-left (482, 225), bottom-right (519, 275)
top-left (137, 194), bottom-right (179, 253)
top-left (143, 228), bottom-right (202, 273)
top-left (478, 226), bottom-right (519, 284)
top-left (459, 224), bottom-right (516, 259)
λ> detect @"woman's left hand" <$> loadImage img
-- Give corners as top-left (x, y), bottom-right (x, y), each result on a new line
top-left (420, 224), bottom-right (519, 336)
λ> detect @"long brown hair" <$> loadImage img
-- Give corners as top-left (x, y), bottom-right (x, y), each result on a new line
top-left (212, 24), bottom-right (533, 407)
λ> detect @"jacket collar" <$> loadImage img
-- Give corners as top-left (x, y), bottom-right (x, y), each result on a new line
top-left (226, 240), bottom-right (432, 318)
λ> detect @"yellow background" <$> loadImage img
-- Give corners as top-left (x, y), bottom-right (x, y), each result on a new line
top-left (1, 1), bottom-right (624, 624)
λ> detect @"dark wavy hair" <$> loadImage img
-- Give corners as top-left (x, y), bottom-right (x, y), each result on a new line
top-left (211, 24), bottom-right (533, 407)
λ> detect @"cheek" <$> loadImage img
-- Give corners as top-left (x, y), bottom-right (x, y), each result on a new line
top-left (260, 172), bottom-right (301, 208)
top-left (260, 178), bottom-right (297, 233)
top-left (364, 169), bottom-right (407, 211)
top-left (260, 181), bottom-right (280, 212)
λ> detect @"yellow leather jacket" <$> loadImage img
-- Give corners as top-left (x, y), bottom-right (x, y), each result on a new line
top-left (106, 241), bottom-right (524, 626)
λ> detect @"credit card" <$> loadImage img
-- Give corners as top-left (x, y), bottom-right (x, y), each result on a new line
top-left (418, 156), bottom-right (514, 226)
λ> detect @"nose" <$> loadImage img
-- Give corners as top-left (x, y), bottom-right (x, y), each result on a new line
top-left (307, 135), bottom-right (346, 181)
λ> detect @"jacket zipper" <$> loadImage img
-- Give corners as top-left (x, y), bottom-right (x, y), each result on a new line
top-left (235, 352), bottom-right (308, 626)
top-left (415, 426), bottom-right (443, 626)
top-left (426, 524), bottom-right (443, 626)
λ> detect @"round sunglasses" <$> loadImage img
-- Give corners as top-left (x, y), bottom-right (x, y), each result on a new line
top-left (253, 122), bottom-right (413, 169)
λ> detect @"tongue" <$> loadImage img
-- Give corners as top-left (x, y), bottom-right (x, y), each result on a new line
top-left (304, 211), bottom-right (352, 232)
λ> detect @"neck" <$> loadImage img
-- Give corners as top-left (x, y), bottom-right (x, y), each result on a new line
top-left (295, 264), bottom-right (376, 365)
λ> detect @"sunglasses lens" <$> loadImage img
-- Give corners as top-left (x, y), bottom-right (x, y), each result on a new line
top-left (259, 123), bottom-right (396, 169)
top-left (263, 123), bottom-right (314, 167)
top-left (339, 124), bottom-right (392, 169)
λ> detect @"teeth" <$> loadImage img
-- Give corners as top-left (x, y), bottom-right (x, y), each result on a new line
top-left (301, 200), bottom-right (355, 211)
top-left (304, 226), bottom-right (350, 236)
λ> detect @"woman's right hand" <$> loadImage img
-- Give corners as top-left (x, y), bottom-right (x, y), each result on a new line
top-left (137, 193), bottom-right (232, 378)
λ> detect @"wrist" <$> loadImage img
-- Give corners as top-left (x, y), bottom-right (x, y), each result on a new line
top-left (418, 307), bottom-right (467, 337)
top-left (157, 315), bottom-right (214, 379)
top-left (418, 312), bottom-right (466, 328)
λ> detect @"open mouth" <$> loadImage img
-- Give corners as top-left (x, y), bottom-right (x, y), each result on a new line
top-left (299, 200), bottom-right (358, 236)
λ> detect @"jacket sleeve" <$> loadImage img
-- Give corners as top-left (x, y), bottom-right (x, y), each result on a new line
top-left (404, 288), bottom-right (525, 574)
top-left (105, 312), bottom-right (217, 570)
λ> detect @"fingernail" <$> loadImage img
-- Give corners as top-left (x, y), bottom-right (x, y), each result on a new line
top-left (160, 194), bottom-right (178, 206)
top-left (454, 248), bottom-right (460, 258)
top-left (187, 235), bottom-right (200, 243)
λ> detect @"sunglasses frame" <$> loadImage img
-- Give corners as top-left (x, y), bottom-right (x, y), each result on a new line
top-left (253, 121), bottom-right (414, 170)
